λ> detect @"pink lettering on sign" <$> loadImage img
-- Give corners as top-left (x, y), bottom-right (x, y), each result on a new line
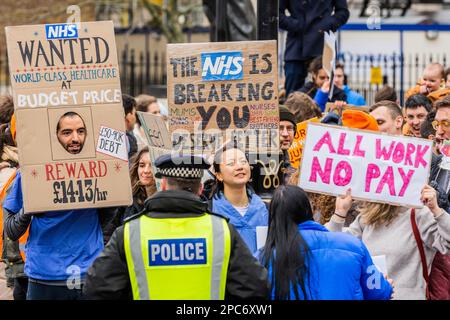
top-left (333, 161), bottom-right (352, 186)
top-left (415, 145), bottom-right (430, 169)
top-left (309, 157), bottom-right (332, 184)
top-left (365, 163), bottom-right (380, 192)
top-left (405, 143), bottom-right (415, 166)
top-left (376, 166), bottom-right (396, 196)
top-left (337, 133), bottom-right (350, 155)
top-left (398, 168), bottom-right (415, 197)
top-left (392, 143), bottom-right (405, 164)
top-left (313, 132), bottom-right (336, 153)
top-left (375, 139), bottom-right (395, 160)
top-left (353, 135), bottom-right (366, 157)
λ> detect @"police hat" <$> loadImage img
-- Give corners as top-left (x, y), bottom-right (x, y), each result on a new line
top-left (154, 154), bottom-right (211, 179)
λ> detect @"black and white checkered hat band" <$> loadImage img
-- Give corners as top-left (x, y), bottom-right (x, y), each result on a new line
top-left (158, 167), bottom-right (203, 179)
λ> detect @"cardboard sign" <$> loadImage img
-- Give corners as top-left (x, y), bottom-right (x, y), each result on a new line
top-left (298, 123), bottom-right (432, 208)
top-left (137, 111), bottom-right (172, 149)
top-left (5, 21), bottom-right (133, 213)
top-left (322, 31), bottom-right (336, 78)
top-left (288, 117), bottom-right (319, 169)
top-left (167, 40), bottom-right (279, 156)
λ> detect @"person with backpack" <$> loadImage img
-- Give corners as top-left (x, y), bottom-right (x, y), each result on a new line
top-left (326, 185), bottom-right (450, 300)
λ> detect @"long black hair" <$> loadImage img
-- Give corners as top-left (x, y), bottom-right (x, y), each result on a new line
top-left (261, 185), bottom-right (313, 300)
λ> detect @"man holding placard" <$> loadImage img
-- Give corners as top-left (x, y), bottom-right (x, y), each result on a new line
top-left (3, 21), bottom-right (133, 299)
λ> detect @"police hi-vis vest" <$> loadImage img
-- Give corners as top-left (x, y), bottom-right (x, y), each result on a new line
top-left (124, 213), bottom-right (231, 300)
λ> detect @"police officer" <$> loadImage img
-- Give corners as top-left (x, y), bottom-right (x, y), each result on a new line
top-left (83, 154), bottom-right (269, 300)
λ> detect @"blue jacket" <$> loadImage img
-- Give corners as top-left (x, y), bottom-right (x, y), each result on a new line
top-left (212, 190), bottom-right (268, 255)
top-left (314, 85), bottom-right (366, 111)
top-left (280, 0), bottom-right (349, 61)
top-left (265, 221), bottom-right (392, 300)
top-left (3, 171), bottom-right (104, 281)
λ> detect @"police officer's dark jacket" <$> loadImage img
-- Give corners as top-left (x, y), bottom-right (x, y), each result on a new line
top-left (83, 190), bottom-right (270, 300)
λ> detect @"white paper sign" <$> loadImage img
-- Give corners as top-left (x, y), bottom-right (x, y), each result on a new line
top-left (372, 255), bottom-right (388, 275)
top-left (96, 126), bottom-right (128, 161)
top-left (299, 123), bottom-right (432, 208)
top-left (256, 226), bottom-right (268, 250)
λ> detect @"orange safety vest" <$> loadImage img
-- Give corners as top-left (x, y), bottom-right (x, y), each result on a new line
top-left (0, 169), bottom-right (29, 261)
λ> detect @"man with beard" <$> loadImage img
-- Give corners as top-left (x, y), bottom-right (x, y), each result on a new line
top-left (56, 112), bottom-right (86, 155)
top-left (403, 94), bottom-right (432, 137)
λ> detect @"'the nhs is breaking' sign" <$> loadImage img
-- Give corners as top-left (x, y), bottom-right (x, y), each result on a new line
top-left (148, 238), bottom-right (207, 266)
top-left (201, 52), bottom-right (244, 81)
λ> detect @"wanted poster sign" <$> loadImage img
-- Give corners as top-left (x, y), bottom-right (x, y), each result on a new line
top-left (6, 21), bottom-right (132, 213)
top-left (299, 123), bottom-right (432, 208)
top-left (167, 40), bottom-right (279, 156)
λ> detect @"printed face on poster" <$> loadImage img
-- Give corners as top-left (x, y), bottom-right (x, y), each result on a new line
top-left (298, 123), bottom-right (432, 208)
top-left (5, 21), bottom-right (133, 213)
top-left (166, 40), bottom-right (279, 157)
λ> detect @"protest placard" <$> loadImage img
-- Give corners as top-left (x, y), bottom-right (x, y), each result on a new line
top-left (298, 123), bottom-right (432, 208)
top-left (138, 111), bottom-right (172, 191)
top-left (137, 111), bottom-right (172, 149)
top-left (166, 40), bottom-right (279, 157)
top-left (5, 21), bottom-right (133, 213)
top-left (325, 103), bottom-right (369, 115)
top-left (288, 117), bottom-right (319, 169)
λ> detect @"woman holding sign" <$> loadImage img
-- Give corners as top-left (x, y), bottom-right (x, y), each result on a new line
top-left (327, 186), bottom-right (450, 300)
top-left (260, 185), bottom-right (393, 300)
top-left (208, 143), bottom-right (268, 256)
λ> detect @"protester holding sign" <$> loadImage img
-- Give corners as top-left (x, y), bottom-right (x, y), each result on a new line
top-left (104, 147), bottom-right (157, 238)
top-left (261, 185), bottom-right (393, 300)
top-left (208, 143), bottom-right (268, 255)
top-left (123, 94), bottom-right (138, 160)
top-left (325, 185), bottom-right (450, 300)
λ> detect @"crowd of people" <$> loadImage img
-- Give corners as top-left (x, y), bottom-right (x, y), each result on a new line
top-left (0, 56), bottom-right (449, 300)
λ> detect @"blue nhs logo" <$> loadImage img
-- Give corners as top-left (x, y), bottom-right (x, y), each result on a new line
top-left (201, 52), bottom-right (244, 81)
top-left (45, 24), bottom-right (78, 39)
top-left (148, 238), bottom-right (207, 266)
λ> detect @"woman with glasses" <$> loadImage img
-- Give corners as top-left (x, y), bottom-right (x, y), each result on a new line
top-left (207, 142), bottom-right (269, 255)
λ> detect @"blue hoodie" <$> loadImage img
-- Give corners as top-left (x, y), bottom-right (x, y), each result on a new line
top-left (3, 171), bottom-right (104, 281)
top-left (264, 221), bottom-right (393, 300)
top-left (212, 190), bottom-right (268, 255)
top-left (314, 85), bottom-right (366, 111)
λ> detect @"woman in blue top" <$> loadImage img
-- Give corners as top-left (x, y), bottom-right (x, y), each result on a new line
top-left (260, 185), bottom-right (393, 300)
top-left (210, 143), bottom-right (268, 255)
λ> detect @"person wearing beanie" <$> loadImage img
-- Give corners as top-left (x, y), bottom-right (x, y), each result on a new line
top-left (279, 105), bottom-right (297, 185)
top-left (341, 109), bottom-right (379, 132)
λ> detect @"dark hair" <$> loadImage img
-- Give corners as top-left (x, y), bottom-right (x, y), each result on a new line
top-left (405, 94), bottom-right (432, 112)
top-left (166, 177), bottom-right (201, 194)
top-left (122, 94), bottom-right (137, 116)
top-left (210, 142), bottom-right (249, 198)
top-left (0, 123), bottom-right (17, 167)
top-left (435, 95), bottom-right (450, 110)
top-left (56, 111), bottom-right (86, 133)
top-left (375, 86), bottom-right (397, 103)
top-left (420, 110), bottom-right (436, 139)
top-left (135, 94), bottom-right (158, 126)
top-left (0, 95), bottom-right (14, 125)
top-left (445, 68), bottom-right (450, 81)
top-left (129, 146), bottom-right (157, 205)
top-left (369, 100), bottom-right (403, 119)
top-left (285, 91), bottom-right (322, 123)
top-left (308, 56), bottom-right (323, 75)
top-left (261, 185), bottom-right (312, 300)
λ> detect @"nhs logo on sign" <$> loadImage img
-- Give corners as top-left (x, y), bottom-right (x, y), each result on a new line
top-left (148, 238), bottom-right (207, 266)
top-left (45, 24), bottom-right (78, 40)
top-left (201, 52), bottom-right (244, 81)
